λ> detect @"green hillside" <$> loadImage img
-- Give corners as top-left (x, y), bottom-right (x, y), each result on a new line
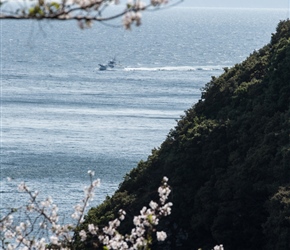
top-left (78, 20), bottom-right (290, 250)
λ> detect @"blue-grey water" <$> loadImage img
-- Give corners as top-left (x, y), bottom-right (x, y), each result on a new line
top-left (1, 7), bottom-right (288, 220)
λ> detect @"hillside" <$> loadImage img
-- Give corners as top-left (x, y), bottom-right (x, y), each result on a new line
top-left (78, 20), bottom-right (290, 250)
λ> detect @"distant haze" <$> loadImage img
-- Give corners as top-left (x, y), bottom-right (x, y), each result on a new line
top-left (179, 0), bottom-right (289, 9)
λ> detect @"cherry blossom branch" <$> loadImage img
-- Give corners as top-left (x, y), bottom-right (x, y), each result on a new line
top-left (80, 176), bottom-right (173, 249)
top-left (0, 0), bottom-right (181, 29)
top-left (0, 173), bottom-right (173, 250)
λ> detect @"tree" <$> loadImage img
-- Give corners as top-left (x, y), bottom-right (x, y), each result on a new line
top-left (0, 0), bottom-right (183, 29)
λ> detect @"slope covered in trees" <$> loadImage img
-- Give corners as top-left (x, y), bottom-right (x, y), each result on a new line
top-left (78, 20), bottom-right (290, 250)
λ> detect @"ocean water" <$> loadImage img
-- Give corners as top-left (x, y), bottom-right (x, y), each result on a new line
top-left (0, 7), bottom-right (288, 220)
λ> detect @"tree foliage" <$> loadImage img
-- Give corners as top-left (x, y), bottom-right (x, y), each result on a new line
top-left (79, 20), bottom-right (290, 249)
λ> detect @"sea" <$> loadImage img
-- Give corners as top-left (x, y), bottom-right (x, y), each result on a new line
top-left (1, 6), bottom-right (289, 222)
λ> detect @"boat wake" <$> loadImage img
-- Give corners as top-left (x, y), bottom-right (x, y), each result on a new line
top-left (123, 66), bottom-right (224, 72)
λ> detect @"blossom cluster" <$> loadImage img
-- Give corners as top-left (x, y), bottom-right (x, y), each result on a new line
top-left (122, 0), bottom-right (169, 29)
top-left (1, 180), bottom-right (76, 249)
top-left (213, 245), bottom-right (224, 250)
top-left (0, 172), bottom-right (172, 250)
top-left (77, 176), bottom-right (173, 249)
top-left (75, 0), bottom-right (171, 29)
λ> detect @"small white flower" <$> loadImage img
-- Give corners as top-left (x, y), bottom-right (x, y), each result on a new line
top-left (163, 176), bottom-right (169, 183)
top-left (88, 223), bottom-right (98, 234)
top-left (213, 245), bottom-right (224, 250)
top-left (119, 209), bottom-right (126, 220)
top-left (71, 212), bottom-right (80, 220)
top-left (133, 215), bottom-right (141, 226)
top-left (16, 235), bottom-right (23, 243)
top-left (32, 190), bottom-right (39, 198)
top-left (41, 196), bottom-right (53, 207)
top-left (92, 178), bottom-right (100, 187)
top-left (149, 200), bottom-right (158, 210)
top-left (79, 229), bottom-right (87, 241)
top-left (35, 238), bottom-right (46, 250)
top-left (4, 230), bottom-right (15, 239)
top-left (7, 244), bottom-right (15, 250)
top-left (50, 235), bottom-right (58, 245)
top-left (156, 231), bottom-right (167, 241)
top-left (18, 182), bottom-right (27, 192)
top-left (87, 170), bottom-right (95, 176)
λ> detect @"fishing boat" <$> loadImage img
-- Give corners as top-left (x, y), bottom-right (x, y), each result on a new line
top-left (107, 57), bottom-right (116, 68)
top-left (98, 64), bottom-right (107, 71)
top-left (98, 57), bottom-right (117, 71)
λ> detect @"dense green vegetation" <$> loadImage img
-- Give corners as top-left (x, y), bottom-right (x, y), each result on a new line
top-left (77, 20), bottom-right (290, 249)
